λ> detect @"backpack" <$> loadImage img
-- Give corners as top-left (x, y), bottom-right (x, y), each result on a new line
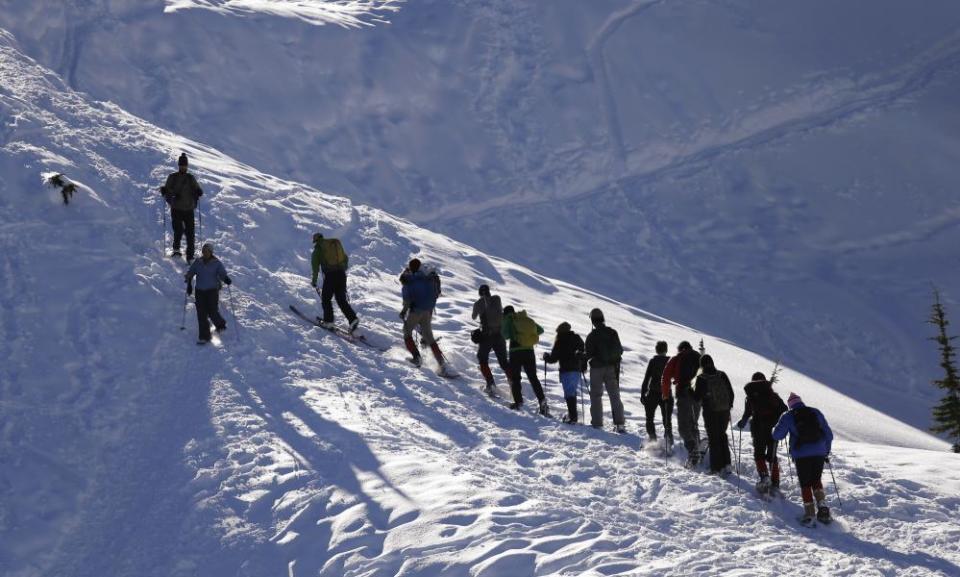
top-left (750, 383), bottom-right (786, 420)
top-left (592, 327), bottom-right (623, 366)
top-left (793, 406), bottom-right (823, 445)
top-left (320, 239), bottom-right (348, 269)
top-left (702, 372), bottom-right (732, 412)
top-left (513, 311), bottom-right (539, 348)
top-left (424, 267), bottom-right (442, 299)
top-left (479, 295), bottom-right (503, 333)
top-left (677, 350), bottom-right (701, 385)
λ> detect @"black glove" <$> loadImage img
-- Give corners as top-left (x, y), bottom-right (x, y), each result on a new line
top-left (736, 418), bottom-right (747, 430)
top-left (186, 282), bottom-right (193, 296)
top-left (824, 456), bottom-right (830, 464)
top-left (542, 353), bottom-right (549, 362)
top-left (398, 308), bottom-right (407, 320)
top-left (311, 280), bottom-right (317, 288)
top-left (223, 276), bottom-right (232, 286)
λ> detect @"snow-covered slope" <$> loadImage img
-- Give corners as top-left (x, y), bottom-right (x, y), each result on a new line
top-left (2, 27), bottom-right (960, 577)
top-left (2, 0), bottom-right (959, 436)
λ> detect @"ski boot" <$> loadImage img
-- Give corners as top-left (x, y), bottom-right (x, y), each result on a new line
top-left (509, 401), bottom-right (523, 411)
top-left (538, 400), bottom-right (551, 417)
top-left (799, 502), bottom-right (817, 527)
top-left (817, 505), bottom-right (832, 524)
top-left (755, 474), bottom-right (771, 494)
top-left (348, 318), bottom-right (360, 333)
top-left (614, 424), bottom-right (628, 434)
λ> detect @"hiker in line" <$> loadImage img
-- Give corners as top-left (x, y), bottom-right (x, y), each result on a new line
top-left (184, 243), bottom-right (231, 345)
top-left (310, 232), bottom-right (358, 332)
top-left (501, 306), bottom-right (548, 414)
top-left (543, 322), bottom-right (585, 424)
top-left (584, 308), bottom-right (626, 433)
top-left (661, 341), bottom-right (703, 466)
top-left (472, 284), bottom-right (511, 395)
top-left (641, 341), bottom-right (673, 445)
top-left (161, 153), bottom-right (203, 262)
top-left (773, 393), bottom-right (834, 525)
top-left (693, 355), bottom-right (735, 475)
top-left (399, 259), bottom-right (446, 369)
top-left (736, 372), bottom-right (788, 494)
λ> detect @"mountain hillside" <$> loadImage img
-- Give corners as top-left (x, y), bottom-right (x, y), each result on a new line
top-left (2, 26), bottom-right (959, 577)
top-left (1, 0), bottom-right (959, 434)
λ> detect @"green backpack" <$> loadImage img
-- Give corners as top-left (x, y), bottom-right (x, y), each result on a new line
top-left (513, 311), bottom-right (539, 348)
top-left (320, 239), bottom-right (348, 268)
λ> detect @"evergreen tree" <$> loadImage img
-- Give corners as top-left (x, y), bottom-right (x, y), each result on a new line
top-left (928, 289), bottom-right (960, 452)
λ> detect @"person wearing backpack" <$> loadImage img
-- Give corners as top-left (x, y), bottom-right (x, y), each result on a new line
top-left (736, 372), bottom-right (788, 494)
top-left (543, 322), bottom-right (585, 424)
top-left (661, 341), bottom-right (703, 465)
top-left (399, 258), bottom-right (447, 369)
top-left (641, 341), bottom-right (672, 445)
top-left (772, 393), bottom-right (834, 525)
top-left (472, 284), bottom-right (510, 396)
top-left (693, 355), bottom-right (735, 475)
top-left (160, 153), bottom-right (203, 262)
top-left (584, 308), bottom-right (626, 433)
top-left (311, 232), bottom-right (359, 332)
top-left (501, 306), bottom-right (548, 414)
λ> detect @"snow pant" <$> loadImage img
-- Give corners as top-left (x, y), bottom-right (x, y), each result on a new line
top-left (559, 371), bottom-right (580, 422)
top-left (795, 456), bottom-right (826, 505)
top-left (675, 389), bottom-right (701, 455)
top-left (589, 365), bottom-right (625, 427)
top-left (195, 288), bottom-right (226, 341)
top-left (508, 348), bottom-right (545, 405)
top-left (703, 410), bottom-right (732, 473)
top-left (751, 422), bottom-right (780, 484)
top-left (320, 269), bottom-right (356, 324)
top-left (643, 396), bottom-right (673, 440)
top-left (170, 208), bottom-right (195, 259)
top-left (477, 333), bottom-right (510, 385)
top-left (403, 309), bottom-right (444, 364)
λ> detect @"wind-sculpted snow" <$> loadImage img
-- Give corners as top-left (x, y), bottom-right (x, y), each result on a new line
top-left (164, 0), bottom-right (402, 28)
top-left (1, 29), bottom-right (959, 577)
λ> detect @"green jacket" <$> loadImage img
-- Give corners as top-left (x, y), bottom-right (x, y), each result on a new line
top-left (311, 238), bottom-right (348, 284)
top-left (161, 171), bottom-right (202, 212)
top-left (501, 312), bottom-right (544, 351)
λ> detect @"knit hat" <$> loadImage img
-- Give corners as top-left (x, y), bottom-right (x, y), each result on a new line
top-left (503, 305), bottom-right (515, 316)
top-left (556, 322), bottom-right (571, 334)
top-left (787, 393), bottom-right (803, 409)
top-left (201, 242), bottom-right (214, 254)
top-left (408, 258), bottom-right (421, 273)
top-left (478, 284), bottom-right (490, 297)
top-left (178, 153), bottom-right (188, 167)
top-left (700, 354), bottom-right (715, 371)
top-left (589, 308), bottom-right (604, 323)
top-left (752, 372), bottom-right (766, 381)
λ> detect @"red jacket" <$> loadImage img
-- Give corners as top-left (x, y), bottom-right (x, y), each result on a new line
top-left (661, 349), bottom-right (701, 398)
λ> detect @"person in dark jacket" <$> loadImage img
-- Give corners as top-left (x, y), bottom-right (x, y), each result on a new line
top-left (310, 232), bottom-right (358, 332)
top-left (472, 284), bottom-right (510, 395)
top-left (736, 372), bottom-right (788, 494)
top-left (693, 354), bottom-right (735, 475)
top-left (661, 341), bottom-right (702, 465)
top-left (501, 306), bottom-right (548, 414)
top-left (584, 308), bottom-right (626, 433)
top-left (773, 393), bottom-right (834, 525)
top-left (640, 341), bottom-right (672, 444)
top-left (543, 322), bottom-right (585, 424)
top-left (160, 153), bottom-right (203, 262)
top-left (399, 259), bottom-right (446, 370)
top-left (184, 242), bottom-right (231, 344)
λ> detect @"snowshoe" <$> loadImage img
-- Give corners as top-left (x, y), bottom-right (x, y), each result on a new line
top-left (484, 384), bottom-right (499, 398)
top-left (614, 424), bottom-right (628, 434)
top-left (408, 356), bottom-right (422, 368)
top-left (348, 318), bottom-right (360, 333)
top-left (798, 515), bottom-right (817, 528)
top-left (171, 250), bottom-right (182, 258)
top-left (755, 475), bottom-right (771, 494)
top-left (196, 338), bottom-right (210, 346)
top-left (319, 320), bottom-right (336, 330)
top-left (561, 414), bottom-right (578, 425)
top-left (538, 401), bottom-right (551, 417)
top-left (817, 506), bottom-right (832, 524)
top-left (509, 401), bottom-right (523, 411)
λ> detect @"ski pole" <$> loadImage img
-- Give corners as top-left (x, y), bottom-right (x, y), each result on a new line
top-left (730, 418), bottom-right (740, 494)
top-left (162, 201), bottom-right (167, 255)
top-left (543, 360), bottom-right (548, 390)
top-left (180, 288), bottom-right (189, 331)
top-left (579, 371), bottom-right (586, 426)
top-left (197, 208), bottom-right (202, 248)
top-left (826, 457), bottom-right (843, 509)
top-left (227, 284), bottom-right (240, 342)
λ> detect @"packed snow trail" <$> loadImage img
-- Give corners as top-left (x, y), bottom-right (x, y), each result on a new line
top-left (1, 27), bottom-right (959, 577)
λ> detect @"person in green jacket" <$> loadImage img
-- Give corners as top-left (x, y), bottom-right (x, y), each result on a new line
top-left (501, 306), bottom-right (549, 415)
top-left (310, 232), bottom-right (359, 331)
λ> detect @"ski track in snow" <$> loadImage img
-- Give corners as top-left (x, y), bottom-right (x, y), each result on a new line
top-left (164, 0), bottom-right (402, 29)
top-left (1, 24), bottom-right (959, 577)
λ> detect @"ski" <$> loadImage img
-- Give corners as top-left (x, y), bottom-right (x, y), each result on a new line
top-left (288, 305), bottom-right (388, 352)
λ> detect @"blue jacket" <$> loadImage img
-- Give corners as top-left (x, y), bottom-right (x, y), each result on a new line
top-left (186, 256), bottom-right (230, 291)
top-left (401, 271), bottom-right (438, 311)
top-left (772, 403), bottom-right (833, 459)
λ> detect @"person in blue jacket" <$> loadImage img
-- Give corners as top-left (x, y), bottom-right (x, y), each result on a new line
top-left (399, 258), bottom-right (447, 369)
top-left (772, 393), bottom-right (834, 525)
top-left (184, 242), bottom-right (231, 345)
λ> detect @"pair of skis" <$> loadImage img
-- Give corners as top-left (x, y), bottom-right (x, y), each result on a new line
top-left (288, 305), bottom-right (387, 352)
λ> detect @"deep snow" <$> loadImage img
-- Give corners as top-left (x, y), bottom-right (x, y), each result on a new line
top-left (2, 23), bottom-right (960, 577)
top-left (1, 0), bottom-right (959, 436)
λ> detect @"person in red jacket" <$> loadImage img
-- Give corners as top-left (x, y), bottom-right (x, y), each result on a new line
top-left (661, 341), bottom-right (702, 466)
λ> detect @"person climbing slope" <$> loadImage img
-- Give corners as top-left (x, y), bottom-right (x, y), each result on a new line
top-left (501, 306), bottom-right (549, 415)
top-left (661, 341), bottom-right (703, 466)
top-left (543, 322), bottom-right (585, 424)
top-left (736, 372), bottom-right (788, 495)
top-left (184, 242), bottom-right (231, 345)
top-left (693, 355), bottom-right (735, 475)
top-left (310, 232), bottom-right (359, 332)
top-left (160, 153), bottom-right (203, 262)
top-left (472, 284), bottom-right (510, 396)
top-left (772, 393), bottom-right (835, 526)
top-left (641, 341), bottom-right (672, 445)
top-left (584, 308), bottom-right (627, 433)
top-left (399, 258), bottom-right (448, 371)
